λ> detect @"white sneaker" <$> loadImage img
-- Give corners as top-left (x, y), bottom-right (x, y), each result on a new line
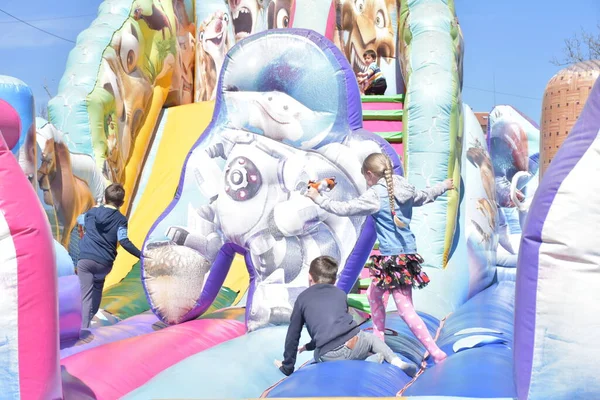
top-left (391, 357), bottom-right (418, 377)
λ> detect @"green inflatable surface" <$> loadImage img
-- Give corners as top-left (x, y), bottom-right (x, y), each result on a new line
top-left (348, 294), bottom-right (371, 314)
top-left (100, 262), bottom-right (149, 320)
top-left (101, 262), bottom-right (240, 320)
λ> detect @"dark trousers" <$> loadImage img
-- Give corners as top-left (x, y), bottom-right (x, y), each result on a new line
top-left (365, 79), bottom-right (387, 95)
top-left (77, 258), bottom-right (112, 329)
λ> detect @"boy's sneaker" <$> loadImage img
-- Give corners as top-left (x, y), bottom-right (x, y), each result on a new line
top-left (391, 357), bottom-right (418, 377)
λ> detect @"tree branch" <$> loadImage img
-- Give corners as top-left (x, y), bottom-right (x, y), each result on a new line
top-left (551, 24), bottom-right (600, 66)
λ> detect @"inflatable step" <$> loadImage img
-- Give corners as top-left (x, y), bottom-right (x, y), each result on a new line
top-left (362, 109), bottom-right (403, 121)
top-left (361, 94), bottom-right (405, 103)
top-left (375, 130), bottom-right (403, 142)
top-left (348, 293), bottom-right (370, 313)
top-left (361, 95), bottom-right (404, 143)
top-left (358, 278), bottom-right (372, 290)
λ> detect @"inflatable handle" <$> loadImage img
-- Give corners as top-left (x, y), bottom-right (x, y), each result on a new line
top-left (510, 170), bottom-right (532, 212)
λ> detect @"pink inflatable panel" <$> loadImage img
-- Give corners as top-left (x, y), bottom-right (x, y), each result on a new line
top-left (361, 102), bottom-right (403, 111)
top-left (390, 143), bottom-right (403, 158)
top-left (61, 318), bottom-right (246, 399)
top-left (363, 120), bottom-right (403, 133)
top-left (0, 132), bottom-right (60, 398)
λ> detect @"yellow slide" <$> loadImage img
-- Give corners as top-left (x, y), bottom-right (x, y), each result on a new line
top-left (104, 100), bottom-right (249, 304)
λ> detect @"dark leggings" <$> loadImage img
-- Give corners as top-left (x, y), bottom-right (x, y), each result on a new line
top-left (365, 79), bottom-right (387, 95)
top-left (77, 258), bottom-right (112, 329)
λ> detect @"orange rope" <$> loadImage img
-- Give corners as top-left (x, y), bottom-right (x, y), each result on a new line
top-left (396, 313), bottom-right (451, 397)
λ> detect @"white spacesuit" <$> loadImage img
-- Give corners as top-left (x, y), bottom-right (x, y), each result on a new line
top-left (147, 91), bottom-right (385, 330)
top-left (165, 128), bottom-right (368, 329)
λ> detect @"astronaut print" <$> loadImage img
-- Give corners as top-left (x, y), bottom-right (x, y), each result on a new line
top-left (142, 31), bottom-right (394, 331)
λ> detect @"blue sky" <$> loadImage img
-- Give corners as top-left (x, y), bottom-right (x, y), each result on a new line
top-left (0, 0), bottom-right (599, 123)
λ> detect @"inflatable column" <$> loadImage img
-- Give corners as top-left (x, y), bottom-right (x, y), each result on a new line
top-left (0, 108), bottom-right (61, 398)
top-left (397, 0), bottom-right (464, 268)
top-left (515, 78), bottom-right (600, 399)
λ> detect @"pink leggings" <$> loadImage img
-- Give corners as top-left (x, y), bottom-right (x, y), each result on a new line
top-left (367, 281), bottom-right (447, 363)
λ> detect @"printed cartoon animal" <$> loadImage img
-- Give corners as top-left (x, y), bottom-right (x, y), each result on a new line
top-left (164, 0), bottom-right (195, 105)
top-left (467, 143), bottom-right (496, 203)
top-left (101, 20), bottom-right (154, 183)
top-left (173, 0), bottom-right (193, 32)
top-left (223, 90), bottom-right (331, 146)
top-left (267, 0), bottom-right (295, 29)
top-left (227, 0), bottom-right (265, 41)
top-left (332, 0), bottom-right (396, 75)
top-left (476, 198), bottom-right (496, 231)
top-left (196, 11), bottom-right (231, 101)
top-left (308, 177), bottom-right (337, 193)
top-left (133, 0), bottom-right (173, 40)
top-left (497, 207), bottom-right (515, 255)
top-left (38, 137), bottom-right (95, 249)
top-left (471, 219), bottom-right (491, 245)
top-left (175, 32), bottom-right (195, 104)
top-left (105, 132), bottom-right (124, 183)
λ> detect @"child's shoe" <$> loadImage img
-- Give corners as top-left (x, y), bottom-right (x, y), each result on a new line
top-left (391, 357), bottom-right (418, 377)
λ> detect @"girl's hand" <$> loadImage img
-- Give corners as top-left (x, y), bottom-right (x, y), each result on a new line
top-left (274, 359), bottom-right (283, 369)
top-left (306, 187), bottom-right (320, 200)
top-left (444, 178), bottom-right (455, 191)
top-left (298, 345), bottom-right (306, 353)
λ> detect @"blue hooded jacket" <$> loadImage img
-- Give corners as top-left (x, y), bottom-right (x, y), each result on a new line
top-left (77, 205), bottom-right (140, 265)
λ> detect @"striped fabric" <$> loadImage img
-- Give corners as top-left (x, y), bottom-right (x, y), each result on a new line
top-left (361, 94), bottom-right (404, 145)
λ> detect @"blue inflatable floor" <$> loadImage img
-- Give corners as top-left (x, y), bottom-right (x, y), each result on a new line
top-left (124, 282), bottom-right (516, 398)
top-left (268, 281), bottom-right (516, 398)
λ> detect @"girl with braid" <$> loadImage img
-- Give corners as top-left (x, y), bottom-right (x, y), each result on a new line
top-left (306, 153), bottom-right (454, 365)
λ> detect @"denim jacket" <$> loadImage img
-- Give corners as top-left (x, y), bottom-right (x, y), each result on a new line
top-left (314, 176), bottom-right (446, 255)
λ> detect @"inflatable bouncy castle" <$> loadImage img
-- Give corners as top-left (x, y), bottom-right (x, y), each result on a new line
top-left (516, 76), bottom-right (600, 400)
top-left (1, 0), bottom-right (600, 399)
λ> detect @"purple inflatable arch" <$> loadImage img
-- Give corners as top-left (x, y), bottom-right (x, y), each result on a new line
top-left (515, 79), bottom-right (600, 399)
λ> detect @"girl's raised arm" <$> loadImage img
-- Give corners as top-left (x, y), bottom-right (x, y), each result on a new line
top-left (311, 188), bottom-right (380, 217)
top-left (393, 175), bottom-right (449, 207)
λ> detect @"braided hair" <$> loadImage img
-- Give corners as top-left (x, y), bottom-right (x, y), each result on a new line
top-left (362, 153), bottom-right (406, 228)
